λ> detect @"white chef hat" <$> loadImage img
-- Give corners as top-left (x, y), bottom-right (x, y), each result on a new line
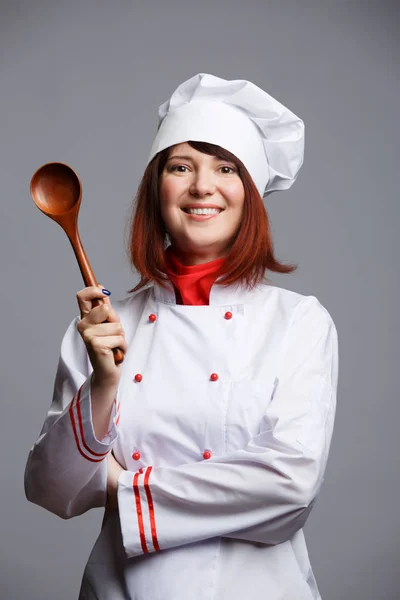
top-left (147, 73), bottom-right (305, 201)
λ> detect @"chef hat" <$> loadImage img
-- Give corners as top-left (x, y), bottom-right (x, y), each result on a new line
top-left (147, 73), bottom-right (305, 201)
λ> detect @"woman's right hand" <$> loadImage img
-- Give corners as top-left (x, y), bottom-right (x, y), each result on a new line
top-left (76, 285), bottom-right (128, 386)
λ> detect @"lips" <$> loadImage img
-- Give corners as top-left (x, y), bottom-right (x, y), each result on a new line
top-left (182, 211), bottom-right (221, 222)
top-left (181, 206), bottom-right (224, 213)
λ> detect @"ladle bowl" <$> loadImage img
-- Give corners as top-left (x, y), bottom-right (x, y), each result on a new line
top-left (30, 162), bottom-right (124, 365)
top-left (30, 162), bottom-right (81, 216)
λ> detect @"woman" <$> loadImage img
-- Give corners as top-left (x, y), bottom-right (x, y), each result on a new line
top-left (25, 73), bottom-right (339, 600)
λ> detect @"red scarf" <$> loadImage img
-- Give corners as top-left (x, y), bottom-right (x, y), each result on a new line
top-left (163, 245), bottom-right (226, 305)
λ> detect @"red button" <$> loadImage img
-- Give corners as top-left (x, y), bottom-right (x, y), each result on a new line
top-left (203, 450), bottom-right (212, 460)
top-left (149, 313), bottom-right (157, 322)
top-left (210, 373), bottom-right (219, 381)
top-left (132, 451), bottom-right (141, 460)
top-left (134, 374), bottom-right (143, 382)
top-left (224, 311), bottom-right (232, 320)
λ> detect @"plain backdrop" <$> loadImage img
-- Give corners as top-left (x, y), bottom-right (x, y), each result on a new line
top-left (0, 1), bottom-right (398, 598)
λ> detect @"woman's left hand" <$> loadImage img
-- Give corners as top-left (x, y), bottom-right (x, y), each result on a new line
top-left (106, 451), bottom-right (125, 509)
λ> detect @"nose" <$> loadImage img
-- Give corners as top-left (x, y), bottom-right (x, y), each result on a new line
top-left (189, 169), bottom-right (216, 197)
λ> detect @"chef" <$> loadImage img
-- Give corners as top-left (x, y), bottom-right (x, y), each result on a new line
top-left (25, 72), bottom-right (339, 600)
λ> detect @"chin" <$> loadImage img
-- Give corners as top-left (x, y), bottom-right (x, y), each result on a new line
top-left (181, 238), bottom-right (227, 253)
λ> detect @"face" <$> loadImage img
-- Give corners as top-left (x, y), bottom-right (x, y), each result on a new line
top-left (159, 142), bottom-right (245, 265)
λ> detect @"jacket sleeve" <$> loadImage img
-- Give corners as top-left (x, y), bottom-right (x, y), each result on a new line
top-left (24, 315), bottom-right (120, 519)
top-left (116, 295), bottom-right (339, 557)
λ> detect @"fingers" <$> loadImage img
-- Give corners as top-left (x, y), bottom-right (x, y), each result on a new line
top-left (76, 284), bottom-right (116, 321)
top-left (82, 303), bottom-right (112, 326)
top-left (77, 317), bottom-right (128, 353)
top-left (85, 334), bottom-right (128, 356)
top-left (77, 320), bottom-right (125, 342)
top-left (76, 284), bottom-right (127, 381)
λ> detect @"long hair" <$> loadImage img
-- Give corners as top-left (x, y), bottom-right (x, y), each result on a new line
top-left (125, 141), bottom-right (297, 294)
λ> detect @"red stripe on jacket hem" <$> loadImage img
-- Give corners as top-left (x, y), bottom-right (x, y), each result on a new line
top-left (133, 469), bottom-right (148, 554)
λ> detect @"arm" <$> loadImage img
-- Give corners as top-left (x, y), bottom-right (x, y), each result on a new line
top-left (116, 295), bottom-right (339, 557)
top-left (24, 316), bottom-right (120, 519)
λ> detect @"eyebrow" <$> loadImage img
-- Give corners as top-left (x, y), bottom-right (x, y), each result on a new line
top-left (167, 154), bottom-right (234, 163)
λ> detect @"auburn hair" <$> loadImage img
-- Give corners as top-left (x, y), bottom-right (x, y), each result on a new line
top-left (125, 141), bottom-right (297, 294)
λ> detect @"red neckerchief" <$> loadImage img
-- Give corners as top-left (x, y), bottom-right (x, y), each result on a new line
top-left (163, 245), bottom-right (226, 305)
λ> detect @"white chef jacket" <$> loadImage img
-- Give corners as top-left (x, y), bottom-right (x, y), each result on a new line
top-left (25, 275), bottom-right (339, 600)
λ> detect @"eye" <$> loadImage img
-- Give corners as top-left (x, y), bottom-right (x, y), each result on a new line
top-left (168, 164), bottom-right (237, 174)
top-left (169, 165), bottom-right (189, 173)
top-left (219, 166), bottom-right (237, 174)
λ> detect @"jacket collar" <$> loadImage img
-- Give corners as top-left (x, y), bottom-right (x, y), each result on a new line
top-left (149, 276), bottom-right (266, 306)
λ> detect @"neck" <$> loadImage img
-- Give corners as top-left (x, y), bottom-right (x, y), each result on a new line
top-left (170, 245), bottom-right (227, 266)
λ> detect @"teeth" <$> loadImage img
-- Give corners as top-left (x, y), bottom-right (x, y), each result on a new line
top-left (185, 208), bottom-right (221, 215)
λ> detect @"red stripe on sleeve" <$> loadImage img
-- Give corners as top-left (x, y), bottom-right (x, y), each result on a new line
top-left (103, 399), bottom-right (121, 435)
top-left (68, 396), bottom-right (106, 463)
top-left (75, 385), bottom-right (111, 458)
top-left (116, 401), bottom-right (121, 424)
top-left (133, 469), bottom-right (149, 554)
top-left (144, 466), bottom-right (160, 552)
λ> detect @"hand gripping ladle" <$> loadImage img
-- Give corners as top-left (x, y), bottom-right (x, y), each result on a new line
top-left (30, 162), bottom-right (125, 365)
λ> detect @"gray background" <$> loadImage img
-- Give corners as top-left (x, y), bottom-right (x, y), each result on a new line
top-left (1, 1), bottom-right (398, 598)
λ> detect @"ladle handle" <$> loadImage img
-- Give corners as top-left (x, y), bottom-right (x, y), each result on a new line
top-left (66, 226), bottom-right (125, 366)
top-left (29, 161), bottom-right (125, 366)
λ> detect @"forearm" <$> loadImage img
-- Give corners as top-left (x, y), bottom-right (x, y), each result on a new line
top-left (90, 373), bottom-right (119, 441)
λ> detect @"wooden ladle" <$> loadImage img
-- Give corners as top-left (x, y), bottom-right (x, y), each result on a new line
top-left (30, 162), bottom-right (124, 365)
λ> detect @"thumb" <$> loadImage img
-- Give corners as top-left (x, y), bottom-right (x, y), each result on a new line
top-left (98, 283), bottom-right (112, 306)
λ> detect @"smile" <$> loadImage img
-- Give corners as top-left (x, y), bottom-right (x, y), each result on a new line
top-left (181, 207), bottom-right (223, 221)
top-left (182, 208), bottom-right (222, 215)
